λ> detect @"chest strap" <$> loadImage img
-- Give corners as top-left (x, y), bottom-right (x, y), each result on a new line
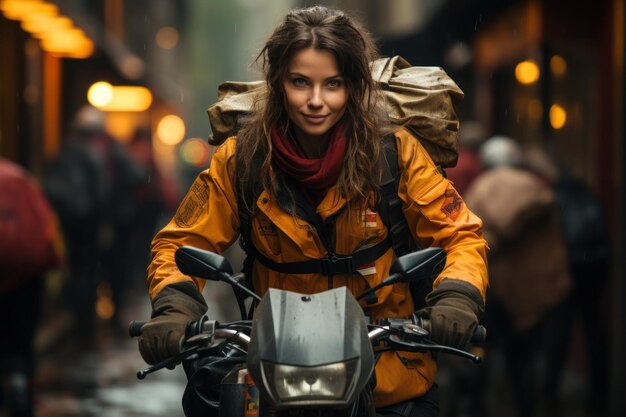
top-left (246, 234), bottom-right (392, 275)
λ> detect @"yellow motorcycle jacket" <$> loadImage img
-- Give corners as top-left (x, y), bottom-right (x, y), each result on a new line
top-left (147, 128), bottom-right (489, 407)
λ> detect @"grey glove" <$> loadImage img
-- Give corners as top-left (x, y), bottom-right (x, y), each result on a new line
top-left (138, 281), bottom-right (208, 365)
top-left (416, 279), bottom-right (484, 351)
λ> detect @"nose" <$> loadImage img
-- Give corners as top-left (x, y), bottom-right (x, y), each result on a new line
top-left (307, 87), bottom-right (323, 108)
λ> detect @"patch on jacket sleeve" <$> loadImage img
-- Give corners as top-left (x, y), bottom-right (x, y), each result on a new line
top-left (174, 179), bottom-right (209, 227)
top-left (440, 186), bottom-right (463, 221)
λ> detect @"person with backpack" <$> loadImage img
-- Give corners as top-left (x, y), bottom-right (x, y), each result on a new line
top-left (463, 137), bottom-right (573, 417)
top-left (137, 6), bottom-right (488, 416)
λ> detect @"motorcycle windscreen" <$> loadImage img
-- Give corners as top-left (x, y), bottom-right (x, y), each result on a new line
top-left (247, 287), bottom-right (374, 408)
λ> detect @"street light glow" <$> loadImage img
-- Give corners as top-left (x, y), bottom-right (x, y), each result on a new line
top-left (549, 104), bottom-right (567, 129)
top-left (88, 83), bottom-right (152, 112)
top-left (1, 0), bottom-right (94, 58)
top-left (87, 82), bottom-right (114, 107)
top-left (157, 115), bottom-right (186, 145)
top-left (515, 60), bottom-right (540, 85)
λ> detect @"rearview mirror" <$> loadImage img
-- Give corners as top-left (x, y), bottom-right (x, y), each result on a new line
top-left (389, 247), bottom-right (446, 284)
top-left (356, 247), bottom-right (446, 302)
top-left (175, 246), bottom-right (233, 281)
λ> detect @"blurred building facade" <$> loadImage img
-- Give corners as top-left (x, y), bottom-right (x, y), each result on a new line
top-left (370, 1), bottom-right (625, 414)
top-left (1, 0), bottom-right (625, 415)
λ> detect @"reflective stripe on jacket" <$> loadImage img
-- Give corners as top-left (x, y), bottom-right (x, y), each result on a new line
top-left (147, 128), bottom-right (489, 407)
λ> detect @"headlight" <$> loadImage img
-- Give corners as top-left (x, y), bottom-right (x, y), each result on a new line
top-left (261, 359), bottom-right (359, 405)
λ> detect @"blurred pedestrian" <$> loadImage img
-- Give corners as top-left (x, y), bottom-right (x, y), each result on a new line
top-left (0, 158), bottom-right (63, 417)
top-left (445, 120), bottom-right (486, 196)
top-left (43, 105), bottom-right (143, 336)
top-left (463, 136), bottom-right (573, 417)
top-left (527, 146), bottom-right (612, 416)
top-left (127, 127), bottom-right (180, 284)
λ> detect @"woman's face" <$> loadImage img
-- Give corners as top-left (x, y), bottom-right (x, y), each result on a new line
top-left (282, 48), bottom-right (348, 143)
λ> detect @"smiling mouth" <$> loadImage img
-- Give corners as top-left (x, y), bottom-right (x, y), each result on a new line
top-left (303, 114), bottom-right (328, 124)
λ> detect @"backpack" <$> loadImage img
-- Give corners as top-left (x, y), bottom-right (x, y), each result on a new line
top-left (0, 159), bottom-right (61, 293)
top-left (553, 176), bottom-right (611, 271)
top-left (208, 56), bottom-right (463, 168)
top-left (206, 56), bottom-right (463, 302)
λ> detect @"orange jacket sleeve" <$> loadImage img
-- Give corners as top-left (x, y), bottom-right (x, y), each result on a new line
top-left (395, 130), bottom-right (489, 300)
top-left (147, 139), bottom-right (240, 299)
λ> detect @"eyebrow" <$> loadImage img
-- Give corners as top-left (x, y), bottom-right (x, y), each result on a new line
top-left (288, 72), bottom-right (343, 80)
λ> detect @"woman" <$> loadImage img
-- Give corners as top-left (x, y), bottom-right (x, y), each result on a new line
top-left (139, 6), bottom-right (488, 416)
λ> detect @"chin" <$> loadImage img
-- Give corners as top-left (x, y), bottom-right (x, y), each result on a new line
top-left (299, 121), bottom-right (340, 138)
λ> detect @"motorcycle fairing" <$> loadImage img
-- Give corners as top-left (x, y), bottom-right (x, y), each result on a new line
top-left (247, 287), bottom-right (375, 408)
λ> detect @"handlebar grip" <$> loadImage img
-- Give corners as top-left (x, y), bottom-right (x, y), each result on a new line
top-left (471, 325), bottom-right (487, 345)
top-left (129, 320), bottom-right (147, 338)
top-left (417, 317), bottom-right (487, 345)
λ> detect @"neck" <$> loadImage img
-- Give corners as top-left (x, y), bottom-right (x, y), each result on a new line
top-left (292, 127), bottom-right (331, 159)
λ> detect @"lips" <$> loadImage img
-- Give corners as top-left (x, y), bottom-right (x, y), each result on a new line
top-left (303, 114), bottom-right (328, 124)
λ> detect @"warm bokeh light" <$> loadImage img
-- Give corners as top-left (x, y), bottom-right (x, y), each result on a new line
top-left (88, 82), bottom-right (152, 112)
top-left (98, 86), bottom-right (153, 112)
top-left (95, 281), bottom-right (115, 320)
top-left (550, 55), bottom-right (568, 78)
top-left (95, 296), bottom-right (115, 320)
top-left (515, 60), bottom-right (540, 85)
top-left (1, 0), bottom-right (94, 58)
top-left (549, 104), bottom-right (567, 129)
top-left (180, 138), bottom-right (211, 166)
top-left (155, 26), bottom-right (179, 50)
top-left (119, 55), bottom-right (145, 80)
top-left (1, 0), bottom-right (47, 21)
top-left (105, 112), bottom-right (149, 143)
top-left (21, 14), bottom-right (71, 37)
top-left (41, 28), bottom-right (94, 58)
top-left (157, 115), bottom-right (186, 145)
top-left (87, 81), bottom-right (114, 107)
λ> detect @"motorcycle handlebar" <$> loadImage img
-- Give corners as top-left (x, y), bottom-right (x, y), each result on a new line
top-left (472, 324), bottom-right (487, 345)
top-left (418, 318), bottom-right (487, 345)
top-left (130, 317), bottom-right (487, 346)
top-left (128, 319), bottom-right (251, 347)
top-left (129, 320), bottom-right (146, 338)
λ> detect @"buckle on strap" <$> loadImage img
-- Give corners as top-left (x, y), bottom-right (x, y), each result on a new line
top-left (320, 254), bottom-right (354, 276)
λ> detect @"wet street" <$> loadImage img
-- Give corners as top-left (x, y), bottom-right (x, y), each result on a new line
top-left (32, 288), bottom-right (188, 417)
top-left (25, 245), bottom-right (247, 417)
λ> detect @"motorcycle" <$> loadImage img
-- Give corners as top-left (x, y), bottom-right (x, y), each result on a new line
top-left (130, 246), bottom-right (485, 416)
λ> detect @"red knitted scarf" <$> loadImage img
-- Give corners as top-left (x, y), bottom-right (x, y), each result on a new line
top-left (271, 124), bottom-right (347, 205)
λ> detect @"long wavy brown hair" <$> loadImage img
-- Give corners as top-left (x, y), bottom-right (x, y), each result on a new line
top-left (235, 6), bottom-right (385, 212)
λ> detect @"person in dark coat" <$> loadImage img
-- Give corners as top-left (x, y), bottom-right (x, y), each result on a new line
top-left (0, 158), bottom-right (63, 416)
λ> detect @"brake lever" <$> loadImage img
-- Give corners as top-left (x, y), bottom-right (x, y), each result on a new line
top-left (387, 335), bottom-right (482, 364)
top-left (136, 345), bottom-right (201, 380)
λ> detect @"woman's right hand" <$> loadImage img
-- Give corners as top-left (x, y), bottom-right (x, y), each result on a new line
top-left (137, 282), bottom-right (207, 364)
